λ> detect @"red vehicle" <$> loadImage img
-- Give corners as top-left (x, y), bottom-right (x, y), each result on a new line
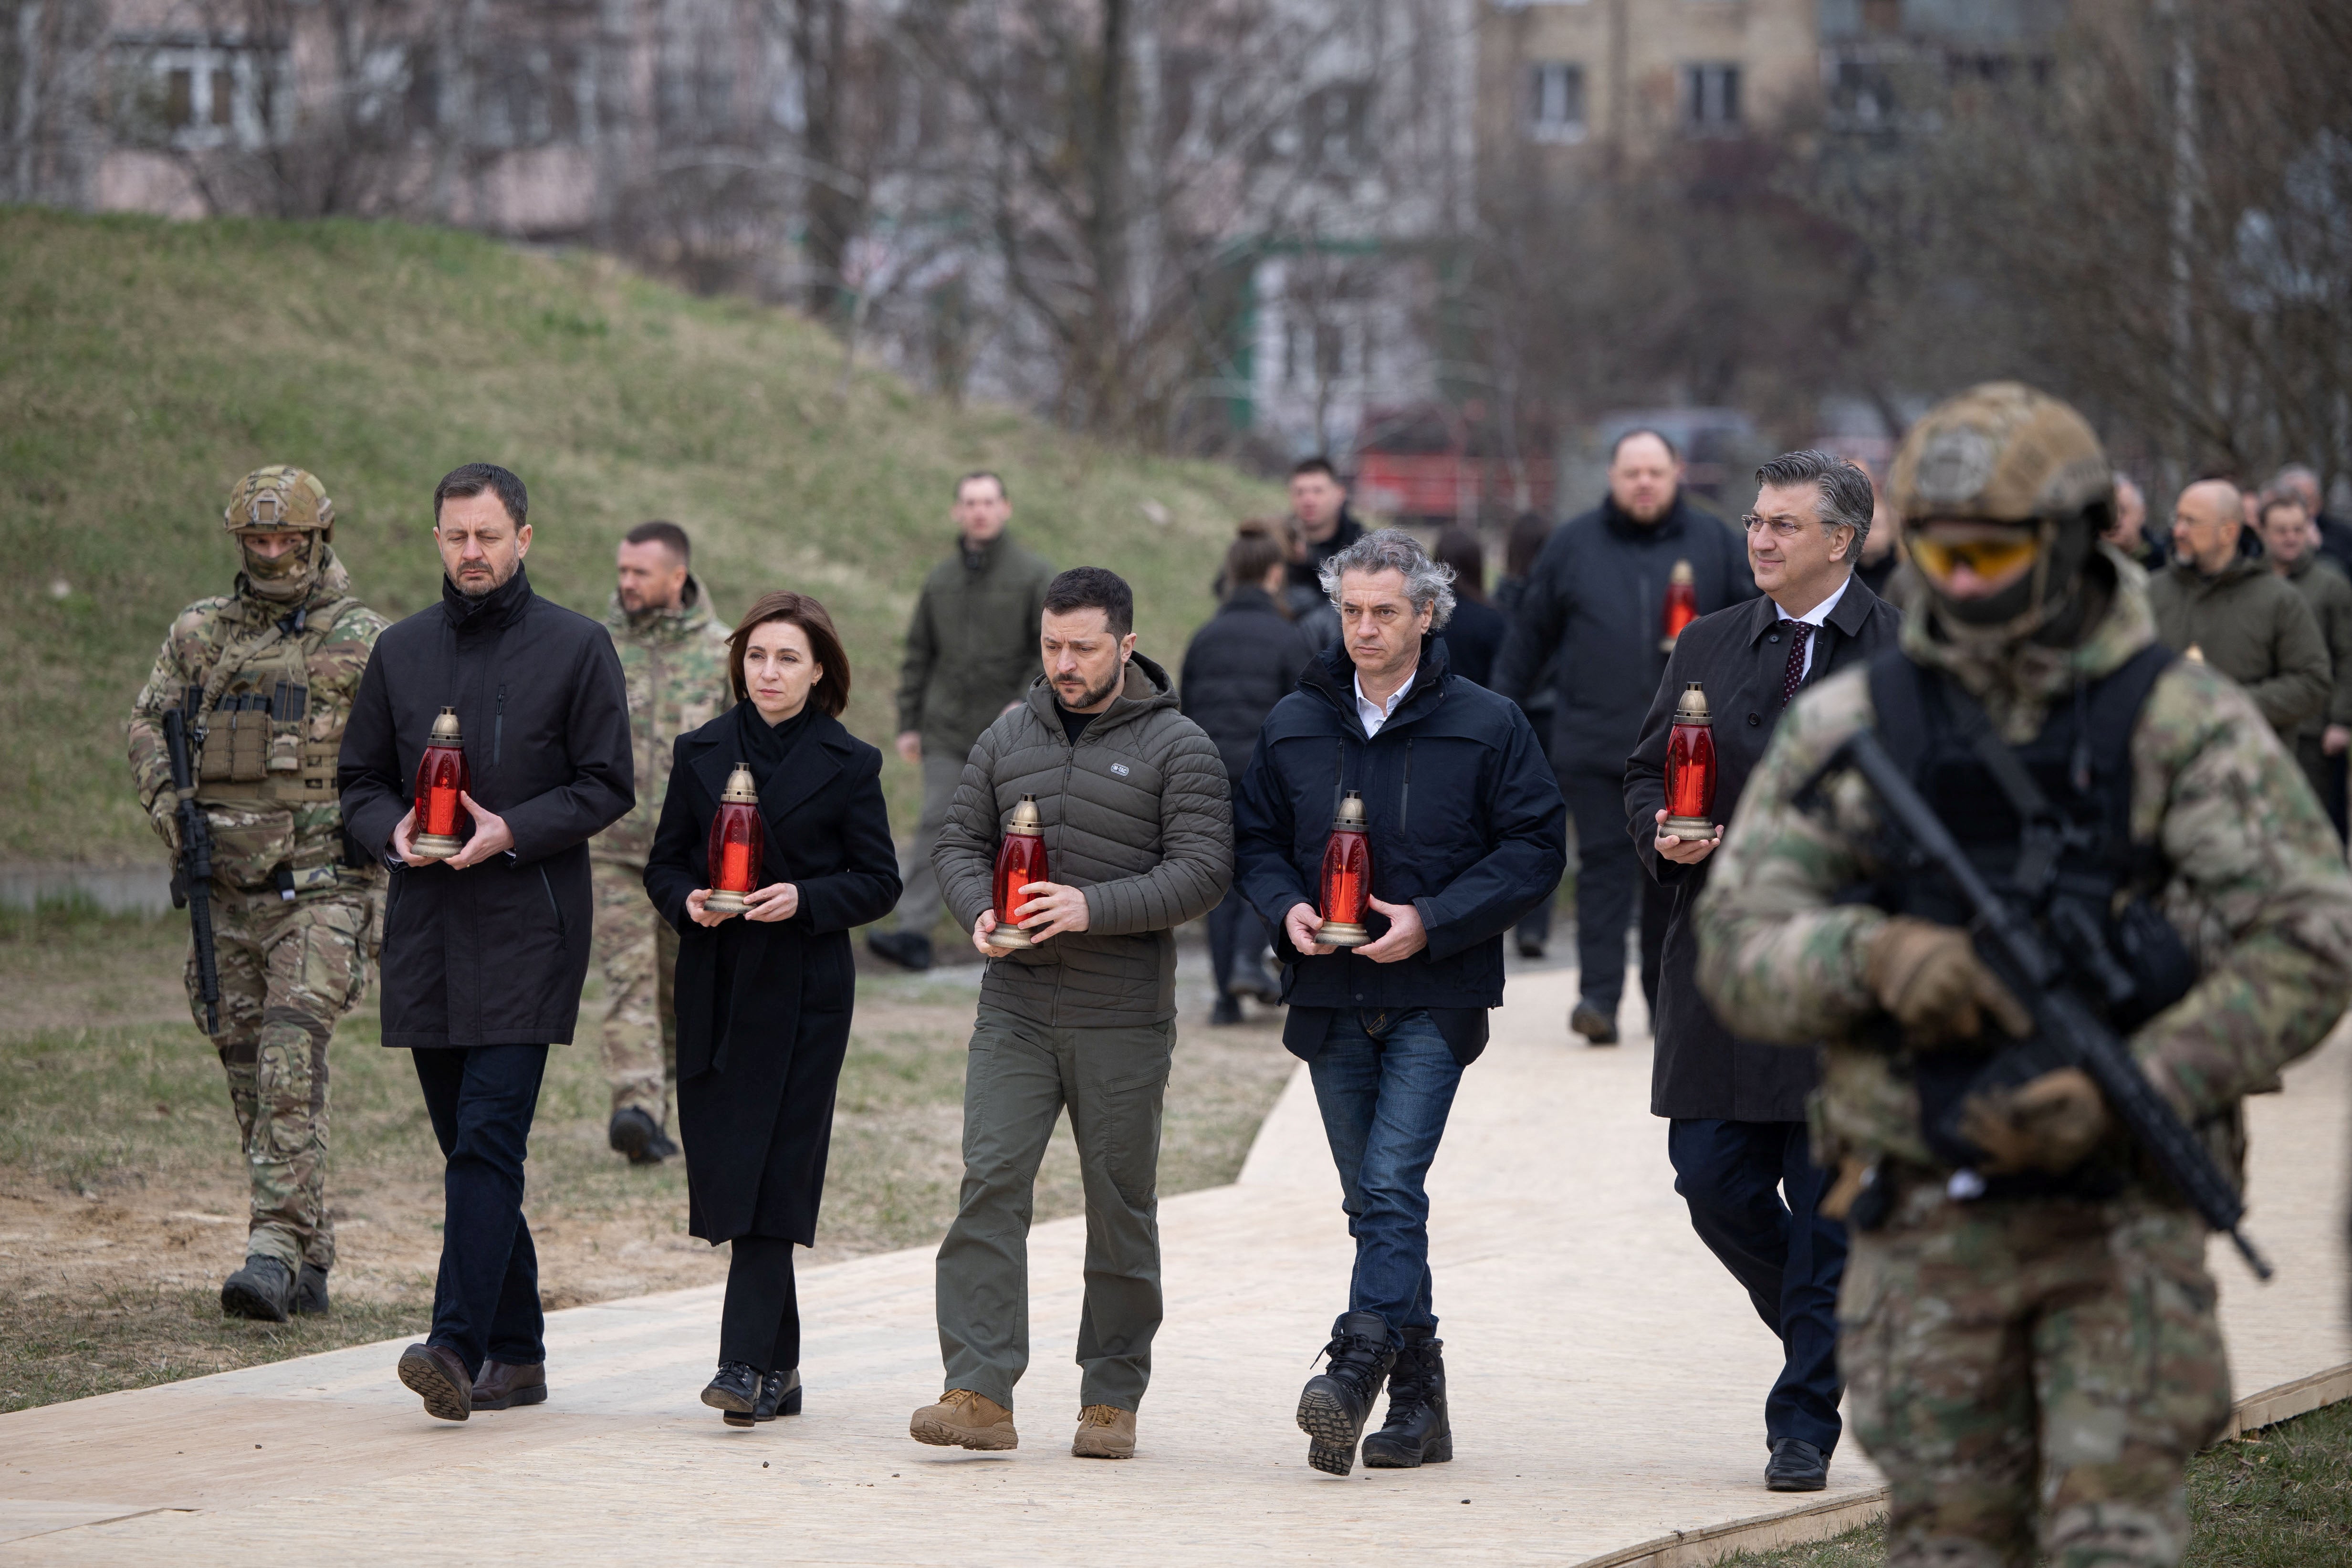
top-left (1353, 403), bottom-right (1557, 525)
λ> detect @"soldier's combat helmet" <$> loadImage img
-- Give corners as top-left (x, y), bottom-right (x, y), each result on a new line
top-left (223, 465), bottom-right (335, 603)
top-left (1890, 382), bottom-right (2116, 638)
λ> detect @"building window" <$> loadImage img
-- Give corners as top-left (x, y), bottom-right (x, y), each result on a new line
top-left (117, 41), bottom-right (288, 149)
top-left (1526, 62), bottom-right (1586, 143)
top-left (1684, 63), bottom-right (1741, 131)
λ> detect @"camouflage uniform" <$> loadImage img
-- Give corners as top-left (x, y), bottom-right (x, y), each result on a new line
top-left (1694, 388), bottom-right (2352, 1568)
top-left (594, 576), bottom-right (732, 1125)
top-left (126, 470), bottom-right (388, 1280)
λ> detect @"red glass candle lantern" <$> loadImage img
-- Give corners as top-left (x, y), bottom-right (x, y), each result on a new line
top-left (990, 794), bottom-right (1049, 949)
top-left (410, 706), bottom-right (470, 860)
top-left (1660, 559), bottom-right (1699, 651)
top-left (704, 763), bottom-right (765, 915)
top-left (1317, 790), bottom-right (1373, 948)
top-left (1662, 682), bottom-right (1718, 840)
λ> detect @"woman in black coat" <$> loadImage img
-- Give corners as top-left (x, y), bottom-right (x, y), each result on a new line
top-left (643, 590), bottom-right (900, 1426)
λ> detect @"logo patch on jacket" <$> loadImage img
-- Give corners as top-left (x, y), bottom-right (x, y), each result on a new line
top-left (1110, 762), bottom-right (1131, 776)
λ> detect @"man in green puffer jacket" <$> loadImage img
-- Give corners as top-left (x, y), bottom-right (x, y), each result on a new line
top-left (909, 567), bottom-right (1231, 1463)
top-left (2146, 477), bottom-right (2330, 739)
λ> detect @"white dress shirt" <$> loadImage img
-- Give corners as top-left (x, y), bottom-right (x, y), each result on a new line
top-left (1355, 666), bottom-right (1414, 737)
top-left (1777, 575), bottom-right (1851, 683)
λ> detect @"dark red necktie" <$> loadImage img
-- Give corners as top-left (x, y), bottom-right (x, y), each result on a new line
top-left (1778, 621), bottom-right (1815, 706)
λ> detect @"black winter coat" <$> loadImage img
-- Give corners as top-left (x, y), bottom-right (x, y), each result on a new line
top-left (1180, 585), bottom-right (1317, 780)
top-left (645, 705), bottom-right (900, 1244)
top-left (1623, 577), bottom-right (1903, 1122)
top-left (1234, 638), bottom-right (1567, 1065)
top-left (340, 569), bottom-right (634, 1049)
top-left (1495, 493), bottom-right (1758, 776)
top-left (1438, 596), bottom-right (1506, 689)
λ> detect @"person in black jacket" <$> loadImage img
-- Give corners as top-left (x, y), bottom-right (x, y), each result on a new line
top-left (1235, 530), bottom-right (1566, 1479)
top-left (1624, 451), bottom-right (1902, 1494)
top-left (1282, 457), bottom-right (1362, 652)
top-left (1495, 429), bottom-right (1757, 1045)
top-left (338, 463), bottom-right (634, 1422)
top-left (1432, 527), bottom-right (1505, 687)
top-left (1181, 527), bottom-right (1315, 1023)
top-left (1494, 512), bottom-right (1559, 957)
top-left (644, 590), bottom-right (901, 1427)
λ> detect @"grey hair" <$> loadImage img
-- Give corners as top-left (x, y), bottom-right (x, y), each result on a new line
top-left (1319, 527), bottom-right (1457, 629)
top-left (1755, 449), bottom-right (1876, 556)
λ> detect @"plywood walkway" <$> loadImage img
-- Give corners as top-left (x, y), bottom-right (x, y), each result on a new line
top-left (4, 967), bottom-right (2345, 1566)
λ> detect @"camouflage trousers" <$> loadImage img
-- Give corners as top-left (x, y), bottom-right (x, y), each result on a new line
top-left (1841, 1182), bottom-right (2232, 1568)
top-left (186, 888), bottom-right (375, 1274)
top-left (592, 858), bottom-right (678, 1125)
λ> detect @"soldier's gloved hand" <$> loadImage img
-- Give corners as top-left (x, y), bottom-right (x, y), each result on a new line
top-left (148, 795), bottom-right (182, 856)
top-left (1959, 1066), bottom-right (2110, 1175)
top-left (1864, 915), bottom-right (2032, 1048)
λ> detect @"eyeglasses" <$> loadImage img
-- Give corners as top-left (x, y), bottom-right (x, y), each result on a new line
top-left (1741, 514), bottom-right (1808, 540)
top-left (1908, 531), bottom-right (2044, 582)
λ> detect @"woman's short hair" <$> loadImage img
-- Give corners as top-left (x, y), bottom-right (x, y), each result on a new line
top-left (728, 590), bottom-right (851, 716)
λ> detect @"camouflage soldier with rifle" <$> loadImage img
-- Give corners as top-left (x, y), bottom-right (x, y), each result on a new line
top-left (1696, 385), bottom-right (2352, 1568)
top-left (127, 466), bottom-right (389, 1322)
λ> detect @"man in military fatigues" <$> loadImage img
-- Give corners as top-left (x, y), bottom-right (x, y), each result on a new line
top-left (1695, 385), bottom-right (2352, 1568)
top-left (594, 520), bottom-right (732, 1163)
top-left (127, 467), bottom-right (389, 1321)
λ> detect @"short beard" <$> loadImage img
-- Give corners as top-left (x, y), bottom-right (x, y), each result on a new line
top-left (454, 560), bottom-right (516, 600)
top-left (1057, 667), bottom-right (1123, 712)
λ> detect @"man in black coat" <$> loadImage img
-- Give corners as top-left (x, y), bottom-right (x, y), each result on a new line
top-left (1282, 456), bottom-right (1363, 651)
top-left (1623, 450), bottom-right (1902, 1494)
top-left (1235, 530), bottom-right (1565, 1478)
top-left (1496, 429), bottom-right (1757, 1045)
top-left (338, 463), bottom-right (634, 1422)
top-left (1181, 529), bottom-right (1316, 1023)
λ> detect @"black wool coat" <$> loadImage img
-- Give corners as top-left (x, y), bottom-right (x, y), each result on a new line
top-left (1234, 637), bottom-right (1567, 1065)
top-left (644, 706), bottom-right (900, 1245)
top-left (1180, 585), bottom-right (1317, 782)
top-left (1623, 576), bottom-right (1903, 1122)
top-left (1438, 596), bottom-right (1506, 689)
top-left (1494, 493), bottom-right (1759, 776)
top-left (339, 569), bottom-right (635, 1049)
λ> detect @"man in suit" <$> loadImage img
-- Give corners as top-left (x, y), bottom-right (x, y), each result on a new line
top-left (1623, 450), bottom-right (1903, 1494)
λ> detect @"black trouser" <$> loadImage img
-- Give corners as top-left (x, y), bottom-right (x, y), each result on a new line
top-left (411, 1044), bottom-right (548, 1379)
top-left (720, 1235), bottom-right (801, 1374)
top-left (1667, 1118), bottom-right (1847, 1455)
top-left (1206, 884), bottom-right (1272, 999)
top-left (1516, 707), bottom-right (1556, 951)
top-left (1557, 763), bottom-right (1669, 1016)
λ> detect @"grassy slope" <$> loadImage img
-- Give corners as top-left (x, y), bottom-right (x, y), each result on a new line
top-left (0, 208), bottom-right (1270, 862)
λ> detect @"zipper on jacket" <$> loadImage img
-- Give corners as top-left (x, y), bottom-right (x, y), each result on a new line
top-left (493, 683), bottom-right (507, 765)
top-left (1400, 738), bottom-right (1413, 833)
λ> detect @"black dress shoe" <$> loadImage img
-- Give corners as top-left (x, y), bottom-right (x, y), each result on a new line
top-left (221, 1256), bottom-right (295, 1322)
top-left (1569, 1001), bottom-right (1620, 1045)
top-left (1210, 994), bottom-right (1244, 1026)
top-left (754, 1368), bottom-right (804, 1421)
top-left (291, 1262), bottom-right (330, 1317)
top-left (1766, 1436), bottom-right (1829, 1491)
top-left (865, 930), bottom-right (934, 971)
top-left (397, 1342), bottom-right (473, 1422)
top-left (1515, 935), bottom-right (1547, 959)
top-left (702, 1361), bottom-right (761, 1427)
top-left (472, 1359), bottom-right (548, 1411)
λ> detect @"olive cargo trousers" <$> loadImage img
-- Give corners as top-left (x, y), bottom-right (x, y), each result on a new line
top-left (934, 1005), bottom-right (1173, 1413)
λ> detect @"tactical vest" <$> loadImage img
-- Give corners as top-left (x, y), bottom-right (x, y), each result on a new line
top-left (1862, 643), bottom-right (2195, 1191)
top-left (180, 598), bottom-right (357, 810)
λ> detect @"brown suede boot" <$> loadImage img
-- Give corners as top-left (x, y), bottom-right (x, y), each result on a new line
top-left (1071, 1404), bottom-right (1136, 1459)
top-left (909, 1389), bottom-right (1018, 1450)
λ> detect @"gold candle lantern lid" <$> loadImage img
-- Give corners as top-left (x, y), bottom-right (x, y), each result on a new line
top-left (1006, 794), bottom-right (1044, 836)
top-left (1670, 559), bottom-right (1694, 585)
top-left (721, 763), bottom-right (760, 804)
top-left (1672, 681), bottom-right (1711, 725)
top-left (1332, 789), bottom-right (1368, 830)
top-left (429, 705), bottom-right (463, 744)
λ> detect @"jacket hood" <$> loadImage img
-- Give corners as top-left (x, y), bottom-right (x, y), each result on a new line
top-left (1023, 648), bottom-right (1178, 737)
top-left (605, 572), bottom-right (717, 641)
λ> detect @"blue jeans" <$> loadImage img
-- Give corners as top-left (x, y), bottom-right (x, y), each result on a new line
top-left (1308, 1008), bottom-right (1465, 1336)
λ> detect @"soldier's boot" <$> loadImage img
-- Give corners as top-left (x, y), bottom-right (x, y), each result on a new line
top-left (1295, 1310), bottom-right (1397, 1476)
top-left (1361, 1327), bottom-right (1451, 1468)
top-left (909, 1389), bottom-right (1018, 1450)
top-left (608, 1107), bottom-right (670, 1166)
top-left (221, 1256), bottom-right (296, 1323)
top-left (292, 1263), bottom-right (330, 1317)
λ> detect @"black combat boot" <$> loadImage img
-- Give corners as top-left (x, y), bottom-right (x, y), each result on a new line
top-left (701, 1361), bottom-right (761, 1427)
top-left (1295, 1310), bottom-right (1396, 1476)
top-left (1360, 1326), bottom-right (1451, 1468)
top-left (220, 1256), bottom-right (295, 1322)
top-left (292, 1262), bottom-right (330, 1317)
top-left (754, 1367), bottom-right (804, 1422)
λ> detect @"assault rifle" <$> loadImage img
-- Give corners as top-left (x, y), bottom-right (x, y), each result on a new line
top-left (1828, 728), bottom-right (2273, 1280)
top-left (162, 707), bottom-right (221, 1035)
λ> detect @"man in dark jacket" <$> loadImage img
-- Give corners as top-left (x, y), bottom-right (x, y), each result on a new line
top-left (338, 463), bottom-right (634, 1422)
top-left (2270, 463), bottom-right (2352, 584)
top-left (1432, 527), bottom-right (1506, 687)
top-left (1496, 430), bottom-right (1757, 1045)
top-left (1235, 530), bottom-right (1566, 1479)
top-left (1182, 528), bottom-right (1315, 1023)
top-left (1283, 456), bottom-right (1362, 651)
top-left (2260, 492), bottom-right (2352, 839)
top-left (911, 567), bottom-right (1230, 1463)
top-left (871, 471), bottom-right (1055, 971)
top-left (1624, 451), bottom-right (1903, 1494)
top-left (2147, 478), bottom-right (2331, 740)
